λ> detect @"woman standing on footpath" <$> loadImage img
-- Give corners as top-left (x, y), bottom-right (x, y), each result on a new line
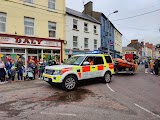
top-left (16, 58), bottom-right (24, 81)
top-left (38, 59), bottom-right (45, 79)
top-left (11, 59), bottom-right (17, 82)
top-left (0, 58), bottom-right (6, 83)
top-left (5, 58), bottom-right (12, 81)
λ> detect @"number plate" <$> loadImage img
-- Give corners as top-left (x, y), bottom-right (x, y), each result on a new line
top-left (43, 77), bottom-right (49, 81)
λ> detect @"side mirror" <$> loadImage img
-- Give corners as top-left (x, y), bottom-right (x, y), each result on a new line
top-left (83, 61), bottom-right (90, 66)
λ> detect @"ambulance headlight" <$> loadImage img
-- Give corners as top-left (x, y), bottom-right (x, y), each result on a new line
top-left (53, 70), bottom-right (62, 75)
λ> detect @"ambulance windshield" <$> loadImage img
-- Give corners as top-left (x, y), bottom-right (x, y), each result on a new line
top-left (65, 56), bottom-right (85, 65)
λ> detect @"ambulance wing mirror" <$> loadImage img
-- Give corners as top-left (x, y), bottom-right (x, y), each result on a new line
top-left (83, 61), bottom-right (90, 66)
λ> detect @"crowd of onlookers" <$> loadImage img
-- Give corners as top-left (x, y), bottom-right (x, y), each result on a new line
top-left (144, 59), bottom-right (159, 75)
top-left (0, 57), bottom-right (62, 84)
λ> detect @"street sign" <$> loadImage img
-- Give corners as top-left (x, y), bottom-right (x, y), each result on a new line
top-left (110, 42), bottom-right (114, 46)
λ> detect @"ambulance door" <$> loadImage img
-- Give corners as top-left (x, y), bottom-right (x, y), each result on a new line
top-left (94, 56), bottom-right (104, 77)
top-left (81, 56), bottom-right (95, 79)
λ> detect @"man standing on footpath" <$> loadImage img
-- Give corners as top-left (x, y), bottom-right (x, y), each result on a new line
top-left (16, 58), bottom-right (24, 81)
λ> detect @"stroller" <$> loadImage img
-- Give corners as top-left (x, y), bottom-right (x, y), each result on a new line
top-left (24, 67), bottom-right (34, 80)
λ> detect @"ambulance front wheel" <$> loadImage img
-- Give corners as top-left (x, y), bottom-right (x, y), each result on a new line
top-left (62, 75), bottom-right (77, 91)
top-left (103, 72), bottom-right (111, 83)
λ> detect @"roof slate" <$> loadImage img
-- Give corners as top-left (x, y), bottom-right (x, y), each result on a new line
top-left (66, 7), bottom-right (100, 24)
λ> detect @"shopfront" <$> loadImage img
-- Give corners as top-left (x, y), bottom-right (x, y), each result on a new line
top-left (0, 34), bottom-right (63, 68)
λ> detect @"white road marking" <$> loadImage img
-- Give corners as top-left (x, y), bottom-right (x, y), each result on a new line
top-left (134, 103), bottom-right (160, 118)
top-left (40, 112), bottom-right (77, 117)
top-left (106, 83), bottom-right (115, 92)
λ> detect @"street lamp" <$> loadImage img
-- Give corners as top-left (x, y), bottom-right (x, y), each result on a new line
top-left (107, 10), bottom-right (118, 55)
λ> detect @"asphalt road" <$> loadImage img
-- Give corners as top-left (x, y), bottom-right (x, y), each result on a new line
top-left (0, 65), bottom-right (160, 120)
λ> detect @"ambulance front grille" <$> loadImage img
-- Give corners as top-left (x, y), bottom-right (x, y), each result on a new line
top-left (46, 69), bottom-right (54, 75)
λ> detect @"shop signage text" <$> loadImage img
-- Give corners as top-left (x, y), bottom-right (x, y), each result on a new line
top-left (0, 37), bottom-right (61, 47)
top-left (15, 38), bottom-right (42, 44)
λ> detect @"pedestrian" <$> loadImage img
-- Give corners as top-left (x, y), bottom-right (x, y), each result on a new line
top-left (150, 60), bottom-right (154, 74)
top-left (31, 61), bottom-right (37, 80)
top-left (11, 60), bottom-right (17, 82)
top-left (0, 58), bottom-right (6, 83)
top-left (5, 57), bottom-right (12, 81)
top-left (38, 59), bottom-right (45, 79)
top-left (144, 60), bottom-right (149, 73)
top-left (154, 59), bottom-right (159, 75)
top-left (16, 58), bottom-right (24, 81)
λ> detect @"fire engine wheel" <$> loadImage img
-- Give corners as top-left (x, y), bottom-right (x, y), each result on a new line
top-left (62, 75), bottom-right (77, 91)
top-left (103, 72), bottom-right (111, 83)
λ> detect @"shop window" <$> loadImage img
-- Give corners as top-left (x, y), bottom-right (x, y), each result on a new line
top-left (28, 49), bottom-right (37, 54)
top-left (73, 36), bottom-right (78, 48)
top-left (48, 0), bottom-right (56, 10)
top-left (94, 39), bottom-right (97, 50)
top-left (14, 49), bottom-right (25, 53)
top-left (44, 50), bottom-right (51, 53)
top-left (84, 23), bottom-right (88, 32)
top-left (73, 19), bottom-right (78, 29)
top-left (48, 21), bottom-right (56, 38)
top-left (1, 48), bottom-right (12, 52)
top-left (84, 38), bottom-right (88, 49)
top-left (94, 25), bottom-right (97, 34)
top-left (0, 12), bottom-right (6, 33)
top-left (24, 17), bottom-right (34, 36)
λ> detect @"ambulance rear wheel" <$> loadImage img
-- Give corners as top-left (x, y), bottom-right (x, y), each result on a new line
top-left (103, 72), bottom-right (111, 83)
top-left (62, 75), bottom-right (77, 91)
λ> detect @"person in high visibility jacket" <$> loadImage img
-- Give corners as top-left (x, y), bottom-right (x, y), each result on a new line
top-left (88, 58), bottom-right (93, 65)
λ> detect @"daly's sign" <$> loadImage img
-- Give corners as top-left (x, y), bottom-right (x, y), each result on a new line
top-left (0, 36), bottom-right (61, 47)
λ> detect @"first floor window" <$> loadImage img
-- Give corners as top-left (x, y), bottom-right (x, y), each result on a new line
top-left (84, 23), bottom-right (88, 32)
top-left (84, 38), bottom-right (88, 48)
top-left (94, 25), bottom-right (97, 34)
top-left (24, 17), bottom-right (34, 35)
top-left (48, 0), bottom-right (56, 10)
top-left (73, 19), bottom-right (78, 29)
top-left (73, 36), bottom-right (78, 48)
top-left (48, 22), bottom-right (56, 38)
top-left (0, 12), bottom-right (6, 32)
top-left (94, 39), bottom-right (97, 50)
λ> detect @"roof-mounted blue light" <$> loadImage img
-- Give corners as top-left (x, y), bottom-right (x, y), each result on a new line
top-left (86, 50), bottom-right (101, 54)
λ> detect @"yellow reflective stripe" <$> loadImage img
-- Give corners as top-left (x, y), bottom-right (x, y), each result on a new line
top-left (90, 65), bottom-right (98, 72)
top-left (72, 66), bottom-right (82, 72)
top-left (111, 69), bottom-right (114, 74)
top-left (53, 76), bottom-right (61, 82)
top-left (104, 64), bottom-right (109, 69)
top-left (43, 73), bottom-right (52, 79)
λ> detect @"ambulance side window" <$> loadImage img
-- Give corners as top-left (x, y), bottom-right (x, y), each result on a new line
top-left (82, 56), bottom-right (94, 66)
top-left (94, 57), bottom-right (104, 65)
top-left (105, 56), bottom-right (112, 63)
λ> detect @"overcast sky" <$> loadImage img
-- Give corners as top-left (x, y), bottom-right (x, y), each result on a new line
top-left (66, 0), bottom-right (160, 46)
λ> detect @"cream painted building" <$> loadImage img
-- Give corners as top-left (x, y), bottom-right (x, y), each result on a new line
top-left (0, 0), bottom-right (66, 66)
top-left (144, 46), bottom-right (153, 57)
top-left (122, 47), bottom-right (137, 55)
top-left (114, 28), bottom-right (122, 57)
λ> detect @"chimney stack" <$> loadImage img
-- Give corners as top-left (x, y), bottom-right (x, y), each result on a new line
top-left (83, 1), bottom-right (93, 16)
top-left (131, 39), bottom-right (138, 44)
